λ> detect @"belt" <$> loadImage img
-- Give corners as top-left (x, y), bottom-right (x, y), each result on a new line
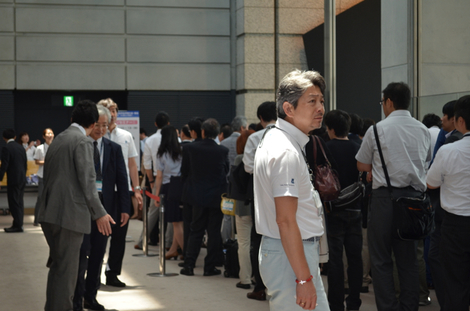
top-left (302, 236), bottom-right (321, 242)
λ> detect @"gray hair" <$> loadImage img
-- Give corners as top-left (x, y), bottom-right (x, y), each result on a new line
top-left (96, 105), bottom-right (111, 124)
top-left (231, 116), bottom-right (247, 132)
top-left (277, 69), bottom-right (326, 120)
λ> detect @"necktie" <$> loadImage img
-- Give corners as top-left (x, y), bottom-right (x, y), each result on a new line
top-left (93, 141), bottom-right (102, 181)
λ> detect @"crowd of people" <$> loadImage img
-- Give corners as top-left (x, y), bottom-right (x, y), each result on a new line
top-left (1, 68), bottom-right (470, 311)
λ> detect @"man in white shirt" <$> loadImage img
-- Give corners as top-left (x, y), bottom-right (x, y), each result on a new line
top-left (254, 69), bottom-right (328, 310)
top-left (242, 101), bottom-right (276, 301)
top-left (136, 111), bottom-right (170, 249)
top-left (427, 95), bottom-right (470, 311)
top-left (97, 98), bottom-right (142, 287)
top-left (356, 82), bottom-right (431, 311)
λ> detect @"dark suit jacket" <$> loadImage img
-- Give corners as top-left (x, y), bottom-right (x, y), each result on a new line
top-left (181, 139), bottom-right (229, 208)
top-left (101, 137), bottom-right (130, 221)
top-left (38, 125), bottom-right (107, 234)
top-left (0, 140), bottom-right (27, 186)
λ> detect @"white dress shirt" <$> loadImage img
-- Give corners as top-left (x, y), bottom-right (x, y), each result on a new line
top-left (427, 133), bottom-right (470, 216)
top-left (356, 110), bottom-right (431, 192)
top-left (143, 129), bottom-right (162, 176)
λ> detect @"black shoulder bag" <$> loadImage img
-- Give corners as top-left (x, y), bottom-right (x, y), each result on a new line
top-left (327, 172), bottom-right (365, 213)
top-left (373, 125), bottom-right (434, 240)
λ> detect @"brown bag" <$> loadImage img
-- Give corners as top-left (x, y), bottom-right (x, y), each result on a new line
top-left (312, 135), bottom-right (341, 202)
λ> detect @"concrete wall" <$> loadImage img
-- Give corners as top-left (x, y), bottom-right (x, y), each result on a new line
top-left (237, 0), bottom-right (363, 124)
top-left (419, 0), bottom-right (470, 97)
top-left (0, 1), bottom-right (231, 91)
top-left (381, 0), bottom-right (470, 119)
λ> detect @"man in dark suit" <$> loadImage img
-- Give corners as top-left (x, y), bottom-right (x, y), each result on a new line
top-left (180, 118), bottom-right (229, 276)
top-left (37, 101), bottom-right (115, 311)
top-left (0, 129), bottom-right (27, 232)
top-left (73, 105), bottom-right (130, 311)
top-left (179, 118), bottom-right (203, 265)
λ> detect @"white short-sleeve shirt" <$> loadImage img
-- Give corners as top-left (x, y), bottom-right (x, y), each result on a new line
top-left (156, 152), bottom-right (182, 185)
top-left (143, 130), bottom-right (162, 176)
top-left (254, 118), bottom-right (324, 239)
top-left (33, 143), bottom-right (50, 178)
top-left (107, 125), bottom-right (138, 190)
top-left (427, 133), bottom-right (470, 216)
top-left (356, 110), bottom-right (431, 192)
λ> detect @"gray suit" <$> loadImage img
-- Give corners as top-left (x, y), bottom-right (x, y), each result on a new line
top-left (38, 125), bottom-right (107, 311)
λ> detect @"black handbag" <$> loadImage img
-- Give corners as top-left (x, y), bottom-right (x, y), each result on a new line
top-left (327, 172), bottom-right (364, 212)
top-left (373, 125), bottom-right (434, 240)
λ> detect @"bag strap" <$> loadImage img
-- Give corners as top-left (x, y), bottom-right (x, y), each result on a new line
top-left (312, 135), bottom-right (331, 168)
top-left (312, 135), bottom-right (318, 166)
top-left (373, 124), bottom-right (393, 196)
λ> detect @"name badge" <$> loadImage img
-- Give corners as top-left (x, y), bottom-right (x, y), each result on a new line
top-left (96, 180), bottom-right (103, 192)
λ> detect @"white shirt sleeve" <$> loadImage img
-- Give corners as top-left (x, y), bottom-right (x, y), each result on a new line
top-left (243, 135), bottom-right (257, 174)
top-left (426, 148), bottom-right (444, 188)
top-left (33, 145), bottom-right (44, 161)
top-left (143, 138), bottom-right (152, 171)
top-left (127, 134), bottom-right (138, 158)
top-left (356, 126), bottom-right (374, 164)
top-left (270, 149), bottom-right (301, 198)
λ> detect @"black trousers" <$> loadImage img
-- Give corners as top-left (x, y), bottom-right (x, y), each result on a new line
top-left (7, 183), bottom-right (25, 228)
top-left (250, 201), bottom-right (266, 292)
top-left (182, 202), bottom-right (193, 258)
top-left (440, 211), bottom-right (470, 311)
top-left (184, 206), bottom-right (223, 271)
top-left (106, 192), bottom-right (131, 277)
top-left (74, 221), bottom-right (109, 308)
top-left (368, 188), bottom-right (419, 311)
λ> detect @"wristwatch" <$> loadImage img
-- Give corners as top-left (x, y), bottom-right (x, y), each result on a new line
top-left (134, 186), bottom-right (141, 191)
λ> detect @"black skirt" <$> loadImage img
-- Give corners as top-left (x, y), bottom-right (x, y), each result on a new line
top-left (161, 183), bottom-right (183, 223)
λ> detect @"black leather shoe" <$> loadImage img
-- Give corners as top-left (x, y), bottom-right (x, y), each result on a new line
top-left (180, 266), bottom-right (194, 276)
top-left (236, 282), bottom-right (251, 289)
top-left (4, 227), bottom-right (23, 233)
top-left (178, 262), bottom-right (185, 267)
top-left (247, 290), bottom-right (267, 301)
top-left (83, 298), bottom-right (104, 310)
top-left (106, 274), bottom-right (126, 287)
top-left (203, 268), bottom-right (221, 276)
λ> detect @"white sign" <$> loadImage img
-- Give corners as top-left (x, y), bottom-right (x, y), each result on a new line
top-left (116, 110), bottom-right (140, 169)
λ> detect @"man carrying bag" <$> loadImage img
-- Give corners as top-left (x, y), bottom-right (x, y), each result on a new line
top-left (356, 82), bottom-right (431, 311)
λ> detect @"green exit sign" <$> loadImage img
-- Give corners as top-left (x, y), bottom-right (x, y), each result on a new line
top-left (64, 96), bottom-right (74, 107)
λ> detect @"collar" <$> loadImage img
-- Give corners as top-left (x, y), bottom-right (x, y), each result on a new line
top-left (7, 139), bottom-right (15, 143)
top-left (107, 124), bottom-right (119, 135)
top-left (94, 137), bottom-right (103, 146)
top-left (386, 109), bottom-right (412, 119)
top-left (276, 118), bottom-right (309, 148)
top-left (70, 123), bottom-right (87, 136)
top-left (230, 132), bottom-right (241, 138)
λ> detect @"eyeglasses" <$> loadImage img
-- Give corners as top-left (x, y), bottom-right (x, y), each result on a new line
top-left (379, 99), bottom-right (385, 106)
top-left (95, 123), bottom-right (108, 129)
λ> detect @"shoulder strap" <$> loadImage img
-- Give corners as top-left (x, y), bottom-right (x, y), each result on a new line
top-left (373, 124), bottom-right (393, 194)
top-left (312, 135), bottom-right (318, 166)
top-left (312, 135), bottom-right (331, 167)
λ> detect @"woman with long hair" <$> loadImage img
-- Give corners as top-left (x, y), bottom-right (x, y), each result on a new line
top-left (154, 125), bottom-right (184, 260)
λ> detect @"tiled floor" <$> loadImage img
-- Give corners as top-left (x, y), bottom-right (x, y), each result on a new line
top-left (0, 214), bottom-right (440, 311)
